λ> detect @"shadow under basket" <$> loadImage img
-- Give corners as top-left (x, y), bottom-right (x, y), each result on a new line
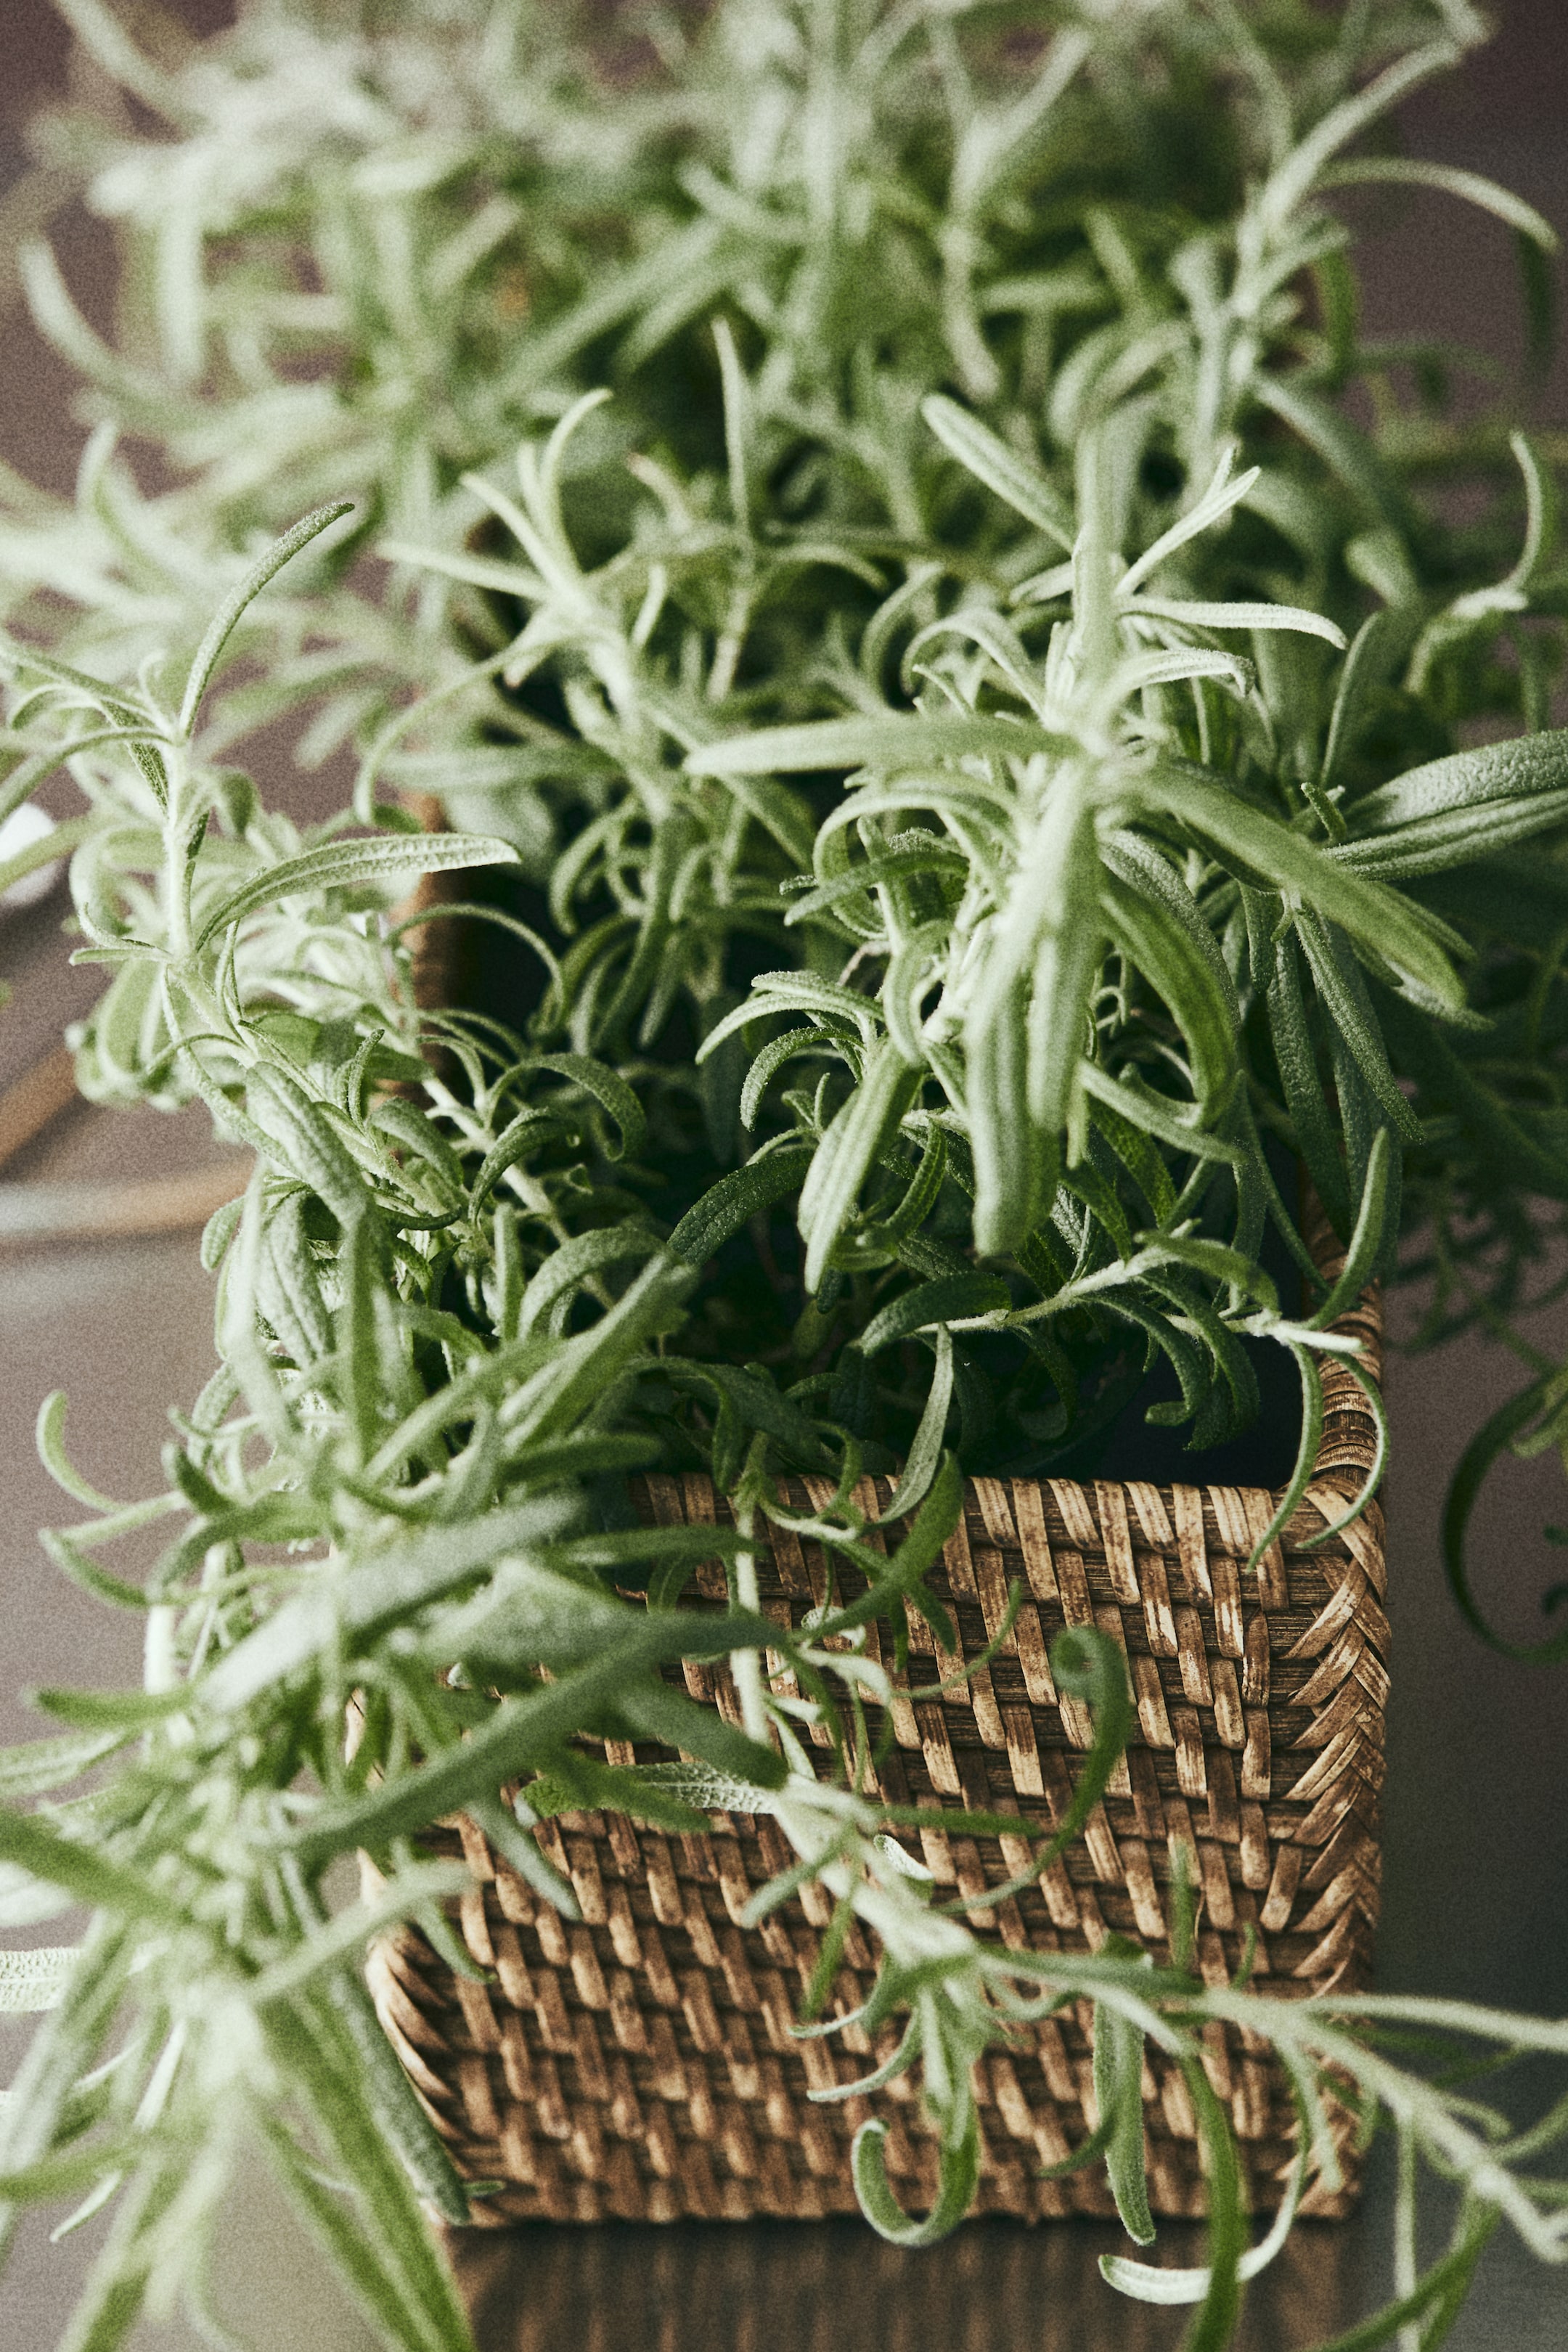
top-left (368, 1217), bottom-right (1385, 2229)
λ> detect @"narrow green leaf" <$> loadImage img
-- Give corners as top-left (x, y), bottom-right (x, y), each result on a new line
top-left (0, 1730), bottom-right (128, 1803)
top-left (244, 1066), bottom-right (370, 1230)
top-left (615, 1681), bottom-right (787, 1789)
top-left (701, 971), bottom-right (875, 1048)
top-left (0, 1807), bottom-right (196, 1935)
top-left (1143, 763), bottom-right (1461, 1006)
top-left (630, 1760), bottom-right (783, 1817)
top-left (1357, 799), bottom-right (1568, 889)
top-left (807, 2014), bottom-right (922, 2105)
top-left (192, 834), bottom-right (518, 955)
top-left (318, 1969), bottom-right (473, 2227)
top-left (1131, 594), bottom-right (1347, 649)
top-left (1078, 1065), bottom-right (1242, 1167)
top-left (1321, 157), bottom-right (1559, 251)
top-left (1093, 1997), bottom-right (1156, 2245)
top-left (1102, 2146), bottom-right (1304, 2304)
top-left (1442, 1368), bottom-right (1568, 1663)
top-left (859, 1273), bottom-right (1009, 1355)
top-left (258, 1188), bottom-right (335, 1367)
top-left (687, 712), bottom-right (1041, 779)
top-left (525, 1052), bottom-right (646, 1160)
top-left (548, 1524), bottom-right (746, 1579)
top-left (921, 395), bottom-right (1074, 547)
top-left (290, 1614), bottom-right (778, 1866)
top-left (201, 1492), bottom-right (581, 1713)
top-left (179, 503), bottom-right (356, 737)
top-left (516, 1225), bottom-right (664, 1336)
top-left (873, 1327), bottom-right (955, 1527)
top-left (28, 1678), bottom-right (196, 1728)
top-left (1100, 871), bottom-right (1237, 1111)
top-left (1294, 912), bottom-right (1422, 1143)
top-left (1138, 1231), bottom-right (1276, 1311)
top-left (34, 1393), bottom-right (126, 1515)
top-left (1308, 1126), bottom-right (1393, 1331)
top-left (799, 1042), bottom-right (922, 1295)
top-left (467, 1792), bottom-right (581, 1918)
top-left (0, 2128), bottom-right (145, 2206)
top-left (812, 1450), bottom-right (964, 1645)
top-left (1340, 727), bottom-right (1568, 875)
top-left (851, 2112), bottom-right (981, 2247)
top-left (739, 1030), bottom-right (837, 1128)
top-left (498, 1256), bottom-right (694, 1446)
top-left (941, 1626), bottom-right (1133, 1916)
top-left (258, 2108), bottom-right (467, 2352)
top-left (1320, 611), bottom-right (1411, 796)
top-left (968, 975), bottom-right (1055, 1255)
top-left (1253, 374), bottom-right (1409, 527)
top-left (1265, 927), bottom-right (1350, 1232)
top-left (668, 1147), bottom-right (815, 1266)
top-left (1243, 1344), bottom-right (1326, 1575)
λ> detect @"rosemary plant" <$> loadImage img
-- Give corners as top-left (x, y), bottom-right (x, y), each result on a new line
top-left (5, 3), bottom-right (1568, 2348)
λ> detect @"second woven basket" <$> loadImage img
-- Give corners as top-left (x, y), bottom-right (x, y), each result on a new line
top-left (369, 1215), bottom-right (1385, 2227)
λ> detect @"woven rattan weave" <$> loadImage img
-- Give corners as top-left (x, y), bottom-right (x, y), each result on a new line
top-left (369, 1214), bottom-right (1384, 2226)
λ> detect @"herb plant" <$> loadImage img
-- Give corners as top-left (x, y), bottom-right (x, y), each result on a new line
top-left (6, 3), bottom-right (1568, 2348)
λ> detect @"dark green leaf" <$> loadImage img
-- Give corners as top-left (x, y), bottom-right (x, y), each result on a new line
top-left (668, 1147), bottom-right (814, 1266)
top-left (1339, 727), bottom-right (1568, 876)
top-left (1093, 1995), bottom-right (1156, 2245)
top-left (1143, 764), bottom-right (1461, 1007)
top-left (859, 1273), bottom-right (1009, 1355)
top-left (851, 2112), bottom-right (981, 2247)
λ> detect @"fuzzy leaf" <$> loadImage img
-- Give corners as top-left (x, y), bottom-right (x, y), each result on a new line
top-left (668, 1146), bottom-right (814, 1265)
top-left (179, 503), bottom-right (356, 735)
top-left (921, 396), bottom-right (1074, 547)
top-left (851, 2113), bottom-right (981, 2246)
top-left (1093, 1996), bottom-right (1156, 2245)
top-left (1143, 763), bottom-right (1462, 1007)
top-left (687, 713), bottom-right (1041, 778)
top-left (859, 1273), bottom-right (1010, 1355)
top-left (193, 833), bottom-right (519, 954)
top-left (799, 1042), bottom-right (923, 1294)
top-left (201, 1492), bottom-right (582, 1712)
top-left (1339, 727), bottom-right (1568, 876)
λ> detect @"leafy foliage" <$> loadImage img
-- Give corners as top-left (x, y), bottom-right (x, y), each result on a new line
top-left (4, 4), bottom-right (1568, 2349)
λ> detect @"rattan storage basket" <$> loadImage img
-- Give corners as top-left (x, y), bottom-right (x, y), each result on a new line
top-left (367, 1208), bottom-right (1384, 2228)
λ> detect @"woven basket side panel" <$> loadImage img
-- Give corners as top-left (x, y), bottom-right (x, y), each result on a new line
top-left (374, 1273), bottom-right (1386, 2224)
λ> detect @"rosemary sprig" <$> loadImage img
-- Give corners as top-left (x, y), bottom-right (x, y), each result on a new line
top-left (4, 6), bottom-right (1568, 2349)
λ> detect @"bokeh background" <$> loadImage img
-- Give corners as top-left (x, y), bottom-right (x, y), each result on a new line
top-left (4, 5), bottom-right (1568, 2345)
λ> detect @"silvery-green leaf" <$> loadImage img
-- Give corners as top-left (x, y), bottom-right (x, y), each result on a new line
top-left (920, 396), bottom-right (1074, 547)
top-left (193, 833), bottom-right (520, 953)
top-left (633, 1762), bottom-right (784, 1816)
top-left (0, 1865), bottom-right (76, 1930)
